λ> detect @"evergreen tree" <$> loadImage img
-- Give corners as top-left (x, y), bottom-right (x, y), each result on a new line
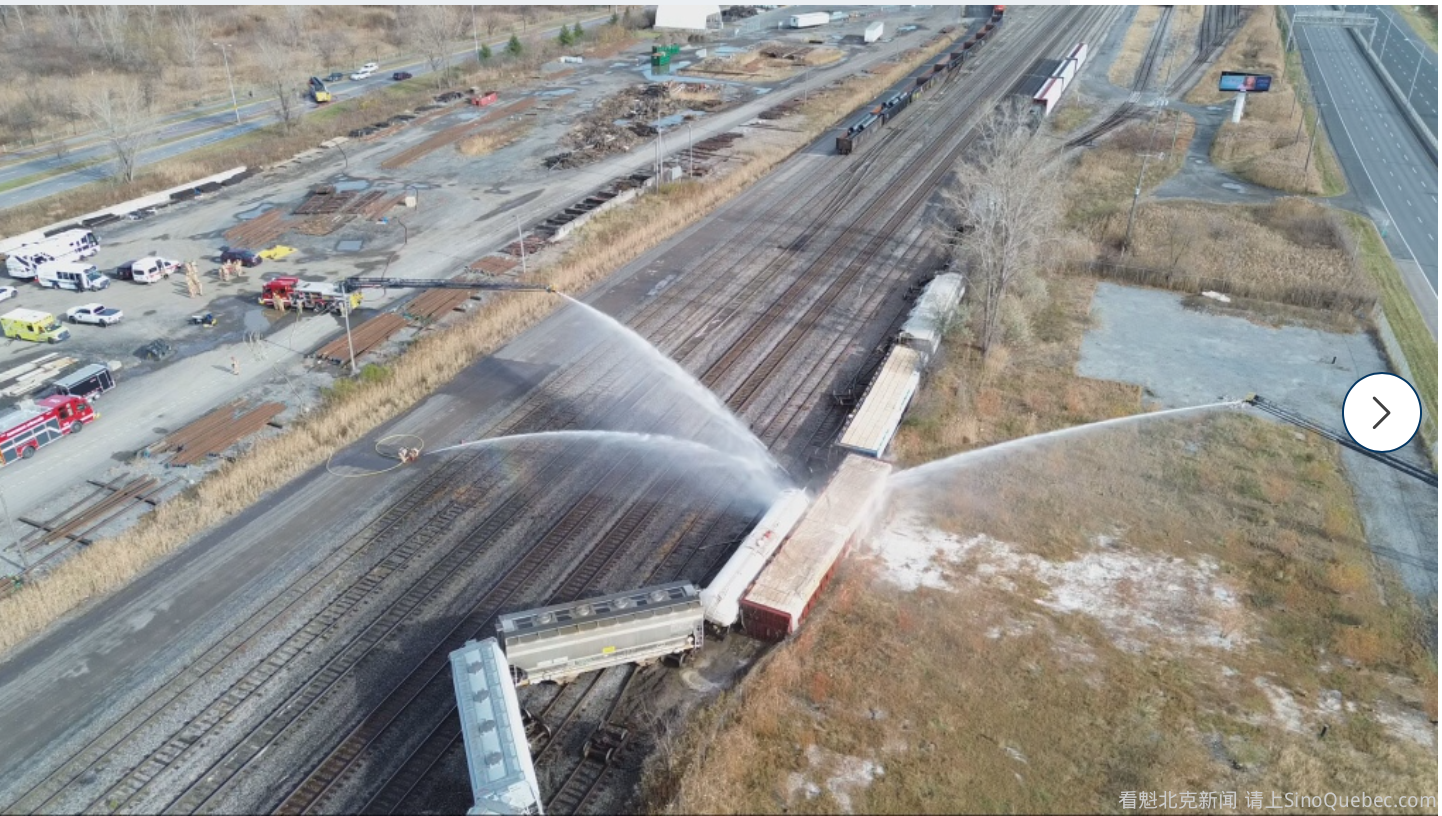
top-left (479, 42), bottom-right (492, 61)
top-left (609, 11), bottom-right (619, 26)
top-left (558, 26), bottom-right (574, 46)
top-left (506, 33), bottom-right (523, 57)
top-left (572, 21), bottom-right (584, 40)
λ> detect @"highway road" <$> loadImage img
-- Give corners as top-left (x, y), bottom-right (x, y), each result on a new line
top-left (1345, 4), bottom-right (1438, 137)
top-left (1289, 9), bottom-right (1438, 333)
top-left (0, 15), bottom-right (608, 212)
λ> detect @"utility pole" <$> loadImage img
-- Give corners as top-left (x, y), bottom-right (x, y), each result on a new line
top-left (1123, 110), bottom-right (1165, 254)
top-left (1302, 104), bottom-right (1320, 180)
top-left (471, 5), bottom-right (481, 60)
top-left (687, 122), bottom-right (694, 177)
top-left (342, 297), bottom-right (359, 377)
top-left (214, 43), bottom-right (241, 126)
top-left (515, 213), bottom-right (527, 276)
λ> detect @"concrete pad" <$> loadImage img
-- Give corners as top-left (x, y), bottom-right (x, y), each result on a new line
top-left (1078, 283), bottom-right (1437, 602)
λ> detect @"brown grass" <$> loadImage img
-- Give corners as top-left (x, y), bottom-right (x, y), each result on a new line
top-left (1187, 9), bottom-right (1343, 195)
top-left (456, 121), bottom-right (533, 157)
top-left (1158, 6), bottom-right (1204, 87)
top-left (0, 29), bottom-right (964, 659)
top-left (1107, 5), bottom-right (1163, 88)
top-left (1063, 112), bottom-right (1196, 240)
top-left (1117, 198), bottom-right (1376, 310)
top-left (648, 276), bottom-right (1437, 814)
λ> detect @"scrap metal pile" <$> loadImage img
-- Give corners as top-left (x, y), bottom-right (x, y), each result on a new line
top-left (545, 82), bottom-right (727, 170)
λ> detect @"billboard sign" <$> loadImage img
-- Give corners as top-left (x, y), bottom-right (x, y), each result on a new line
top-left (1219, 72), bottom-right (1272, 93)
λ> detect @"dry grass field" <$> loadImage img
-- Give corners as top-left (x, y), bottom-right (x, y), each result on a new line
top-left (456, 121), bottom-right (534, 157)
top-left (1123, 198), bottom-right (1377, 310)
top-left (1187, 9), bottom-right (1344, 195)
top-left (1157, 5), bottom-right (1204, 87)
top-left (646, 276), bottom-right (1437, 814)
top-left (0, 30), bottom-right (964, 658)
top-left (1063, 113), bottom-right (1196, 241)
top-left (1393, 5), bottom-right (1438, 51)
top-left (1104, 5), bottom-right (1204, 90)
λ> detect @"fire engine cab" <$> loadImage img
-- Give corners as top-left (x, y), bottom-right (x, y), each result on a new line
top-left (0, 394), bottom-right (96, 465)
top-left (259, 277), bottom-right (363, 313)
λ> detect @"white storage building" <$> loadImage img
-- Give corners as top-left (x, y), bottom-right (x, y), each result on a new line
top-left (653, 5), bottom-right (721, 31)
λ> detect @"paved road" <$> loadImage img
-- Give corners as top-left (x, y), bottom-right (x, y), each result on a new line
top-left (0, 15), bottom-right (610, 211)
top-left (1289, 10), bottom-right (1439, 331)
top-left (1344, 4), bottom-right (1438, 137)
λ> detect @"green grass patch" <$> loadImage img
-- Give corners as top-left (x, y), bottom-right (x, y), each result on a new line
top-left (1393, 5), bottom-right (1438, 51)
top-left (1049, 102), bottom-right (1094, 135)
top-left (1342, 211), bottom-right (1438, 454)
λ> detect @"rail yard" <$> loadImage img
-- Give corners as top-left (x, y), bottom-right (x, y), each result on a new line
top-left (0, 5), bottom-right (1159, 815)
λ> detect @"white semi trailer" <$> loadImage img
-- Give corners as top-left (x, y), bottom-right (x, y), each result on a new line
top-left (788, 12), bottom-right (830, 28)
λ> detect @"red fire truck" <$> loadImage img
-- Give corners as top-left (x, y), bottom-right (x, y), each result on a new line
top-left (259, 277), bottom-right (362, 313)
top-left (0, 394), bottom-right (96, 465)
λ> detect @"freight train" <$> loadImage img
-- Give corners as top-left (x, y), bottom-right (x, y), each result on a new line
top-left (836, 5), bottom-right (1007, 155)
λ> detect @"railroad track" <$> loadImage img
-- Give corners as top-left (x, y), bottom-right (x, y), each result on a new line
top-left (1067, 5), bottom-right (1177, 149)
top-left (4, 331), bottom-right (681, 815)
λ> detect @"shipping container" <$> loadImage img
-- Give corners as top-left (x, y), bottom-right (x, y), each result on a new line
top-left (740, 455), bottom-right (892, 640)
top-left (788, 12), bottom-right (831, 28)
top-left (864, 21), bottom-right (884, 42)
top-left (1051, 56), bottom-right (1076, 91)
top-left (1067, 41), bottom-right (1088, 68)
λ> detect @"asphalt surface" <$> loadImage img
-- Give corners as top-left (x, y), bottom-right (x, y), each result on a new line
top-left (0, 14), bottom-right (610, 210)
top-left (1289, 10), bottom-right (1439, 317)
top-left (1345, 4), bottom-right (1438, 137)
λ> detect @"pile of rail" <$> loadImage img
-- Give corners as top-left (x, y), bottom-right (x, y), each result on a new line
top-left (224, 209), bottom-right (295, 247)
top-left (20, 476), bottom-right (173, 555)
top-left (403, 277), bottom-right (475, 322)
top-left (0, 354), bottom-right (78, 398)
top-left (312, 313), bottom-right (408, 366)
top-left (145, 400), bottom-right (287, 466)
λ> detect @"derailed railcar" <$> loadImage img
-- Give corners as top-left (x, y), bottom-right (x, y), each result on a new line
top-left (497, 582), bottom-right (704, 686)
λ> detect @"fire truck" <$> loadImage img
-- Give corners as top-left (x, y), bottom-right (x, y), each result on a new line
top-left (259, 277), bottom-right (363, 313)
top-left (0, 394), bottom-right (96, 465)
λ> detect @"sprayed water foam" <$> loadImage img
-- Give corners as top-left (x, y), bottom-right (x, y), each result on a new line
top-left (431, 429), bottom-right (788, 503)
top-left (890, 401), bottom-right (1244, 489)
top-left (560, 295), bottom-right (778, 470)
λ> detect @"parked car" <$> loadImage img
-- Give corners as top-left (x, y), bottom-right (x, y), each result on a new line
top-left (0, 286), bottom-right (17, 303)
top-left (325, 71), bottom-right (346, 82)
top-left (115, 256), bottom-right (180, 284)
top-left (220, 248), bottom-right (263, 268)
top-left (65, 303), bottom-right (123, 327)
top-left (392, 71), bottom-right (413, 81)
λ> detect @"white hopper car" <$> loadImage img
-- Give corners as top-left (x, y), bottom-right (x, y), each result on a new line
top-left (496, 582), bottom-right (704, 686)
top-left (699, 489), bottom-right (811, 632)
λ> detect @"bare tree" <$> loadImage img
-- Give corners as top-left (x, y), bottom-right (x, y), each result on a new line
top-left (82, 80), bottom-right (150, 183)
top-left (170, 6), bottom-right (208, 71)
top-left (405, 5), bottom-right (457, 89)
top-left (315, 28), bottom-right (348, 72)
top-left (937, 102), bottom-right (1061, 357)
top-left (258, 41), bottom-right (302, 134)
top-left (84, 5), bottom-right (131, 66)
top-left (55, 5), bottom-right (86, 47)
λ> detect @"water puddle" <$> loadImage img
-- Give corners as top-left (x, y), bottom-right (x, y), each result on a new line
top-left (336, 239), bottom-right (364, 252)
top-left (236, 204), bottom-right (273, 220)
top-left (333, 179), bottom-right (370, 192)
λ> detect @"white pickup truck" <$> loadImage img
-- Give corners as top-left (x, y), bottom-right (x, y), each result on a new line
top-left (65, 303), bottom-right (124, 327)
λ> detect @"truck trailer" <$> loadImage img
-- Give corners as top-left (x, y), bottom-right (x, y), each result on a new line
top-left (788, 12), bottom-right (830, 28)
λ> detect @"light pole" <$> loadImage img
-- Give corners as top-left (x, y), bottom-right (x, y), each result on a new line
top-left (342, 296), bottom-right (359, 377)
top-left (213, 42), bottom-right (241, 126)
top-left (686, 122), bottom-right (694, 177)
top-left (471, 5), bottom-right (481, 60)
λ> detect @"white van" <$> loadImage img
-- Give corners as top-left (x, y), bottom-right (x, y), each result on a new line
top-left (116, 255), bottom-right (179, 284)
top-left (5, 249), bottom-right (57, 280)
top-left (36, 261), bottom-right (110, 292)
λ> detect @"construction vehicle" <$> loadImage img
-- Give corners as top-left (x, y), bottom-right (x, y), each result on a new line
top-left (1, 308), bottom-right (69, 344)
top-left (309, 77), bottom-right (332, 103)
top-left (0, 394), bottom-right (96, 465)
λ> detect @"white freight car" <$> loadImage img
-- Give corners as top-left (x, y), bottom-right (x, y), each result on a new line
top-left (699, 489), bottom-right (811, 631)
top-left (788, 12), bottom-right (831, 28)
top-left (450, 638), bottom-right (543, 816)
top-left (898, 272), bottom-right (966, 360)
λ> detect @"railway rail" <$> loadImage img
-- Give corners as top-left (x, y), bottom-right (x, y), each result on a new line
top-left (1067, 5), bottom-right (1176, 149)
